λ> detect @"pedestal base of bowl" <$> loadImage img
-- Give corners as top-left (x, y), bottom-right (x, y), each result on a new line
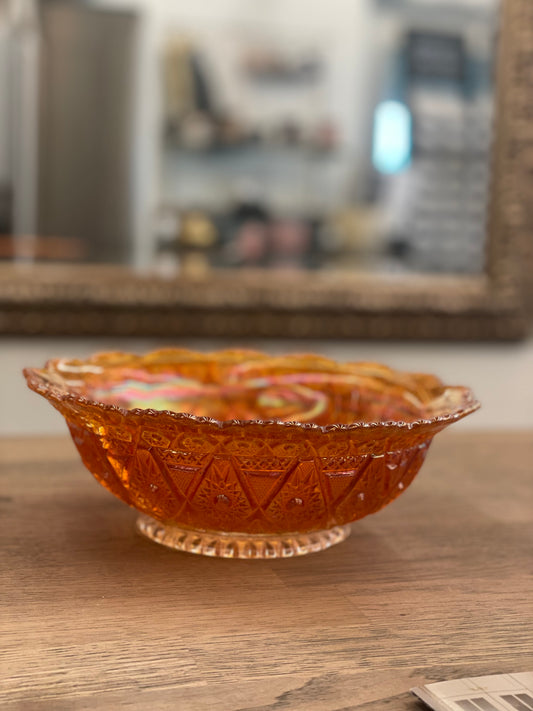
top-left (136, 514), bottom-right (351, 559)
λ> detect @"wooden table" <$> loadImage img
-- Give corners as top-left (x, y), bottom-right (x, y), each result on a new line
top-left (2, 431), bottom-right (533, 710)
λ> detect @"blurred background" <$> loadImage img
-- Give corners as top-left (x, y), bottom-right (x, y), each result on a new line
top-left (1, 0), bottom-right (498, 274)
top-left (1, 0), bottom-right (532, 436)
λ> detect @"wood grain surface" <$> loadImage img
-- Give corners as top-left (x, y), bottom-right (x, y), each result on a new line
top-left (1, 431), bottom-right (532, 710)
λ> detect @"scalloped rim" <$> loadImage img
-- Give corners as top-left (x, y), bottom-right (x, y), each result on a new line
top-left (23, 349), bottom-right (480, 433)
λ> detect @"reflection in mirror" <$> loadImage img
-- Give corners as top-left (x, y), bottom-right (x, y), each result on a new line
top-left (0, 0), bottom-right (499, 280)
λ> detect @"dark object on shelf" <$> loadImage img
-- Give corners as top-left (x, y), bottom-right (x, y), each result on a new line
top-left (407, 31), bottom-right (466, 85)
top-left (163, 38), bottom-right (217, 140)
top-left (225, 200), bottom-right (271, 267)
top-left (387, 238), bottom-right (412, 261)
top-left (0, 185), bottom-right (12, 235)
top-left (232, 200), bottom-right (270, 225)
top-left (190, 52), bottom-right (215, 115)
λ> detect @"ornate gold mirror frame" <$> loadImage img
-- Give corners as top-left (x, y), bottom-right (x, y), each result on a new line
top-left (0, 0), bottom-right (530, 340)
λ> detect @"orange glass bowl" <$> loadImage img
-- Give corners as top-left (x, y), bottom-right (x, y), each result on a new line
top-left (24, 349), bottom-right (479, 559)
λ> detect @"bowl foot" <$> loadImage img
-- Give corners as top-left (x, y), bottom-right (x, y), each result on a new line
top-left (136, 515), bottom-right (351, 559)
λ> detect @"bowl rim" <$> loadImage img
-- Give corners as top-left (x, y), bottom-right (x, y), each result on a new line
top-left (23, 348), bottom-right (481, 433)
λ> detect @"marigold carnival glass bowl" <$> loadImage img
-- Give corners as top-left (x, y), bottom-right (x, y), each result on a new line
top-left (24, 349), bottom-right (479, 559)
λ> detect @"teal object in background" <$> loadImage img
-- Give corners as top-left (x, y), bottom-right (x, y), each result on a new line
top-left (372, 101), bottom-right (412, 174)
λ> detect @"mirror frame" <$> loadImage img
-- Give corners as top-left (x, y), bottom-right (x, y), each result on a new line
top-left (0, 0), bottom-right (530, 340)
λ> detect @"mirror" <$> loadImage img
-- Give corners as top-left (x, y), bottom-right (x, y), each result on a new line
top-left (0, 0), bottom-right (529, 339)
top-left (155, 0), bottom-right (497, 277)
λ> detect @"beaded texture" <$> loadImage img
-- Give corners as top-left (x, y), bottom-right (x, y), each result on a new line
top-left (24, 349), bottom-right (479, 539)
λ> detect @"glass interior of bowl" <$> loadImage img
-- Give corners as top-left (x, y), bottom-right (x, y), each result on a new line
top-left (48, 350), bottom-right (470, 426)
